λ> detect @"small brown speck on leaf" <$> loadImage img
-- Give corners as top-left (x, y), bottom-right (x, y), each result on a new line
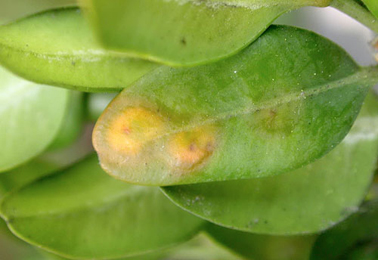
top-left (181, 37), bottom-right (187, 46)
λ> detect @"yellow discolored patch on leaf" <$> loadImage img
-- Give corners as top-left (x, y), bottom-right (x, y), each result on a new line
top-left (252, 102), bottom-right (301, 136)
top-left (106, 107), bottom-right (165, 155)
top-left (168, 126), bottom-right (216, 170)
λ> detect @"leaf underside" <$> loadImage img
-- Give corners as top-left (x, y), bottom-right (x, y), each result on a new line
top-left (0, 156), bottom-right (204, 259)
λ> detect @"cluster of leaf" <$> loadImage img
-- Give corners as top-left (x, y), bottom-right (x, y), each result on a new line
top-left (1, 0), bottom-right (378, 259)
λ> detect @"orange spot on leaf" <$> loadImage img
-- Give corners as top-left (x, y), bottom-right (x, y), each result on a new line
top-left (106, 107), bottom-right (165, 155)
top-left (169, 126), bottom-right (216, 170)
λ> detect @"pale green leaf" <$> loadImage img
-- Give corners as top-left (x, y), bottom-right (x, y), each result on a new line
top-left (0, 8), bottom-right (159, 92)
top-left (48, 91), bottom-right (85, 151)
top-left (0, 66), bottom-right (69, 172)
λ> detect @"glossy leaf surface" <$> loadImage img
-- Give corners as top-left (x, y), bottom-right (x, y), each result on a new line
top-left (363, 0), bottom-right (378, 18)
top-left (83, 0), bottom-right (331, 66)
top-left (0, 156), bottom-right (204, 259)
top-left (0, 66), bottom-right (69, 172)
top-left (162, 92), bottom-right (378, 234)
top-left (205, 224), bottom-right (316, 260)
top-left (94, 25), bottom-right (376, 186)
top-left (311, 200), bottom-right (378, 260)
top-left (0, 8), bottom-right (159, 92)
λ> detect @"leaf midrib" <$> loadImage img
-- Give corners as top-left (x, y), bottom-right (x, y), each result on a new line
top-left (144, 68), bottom-right (375, 144)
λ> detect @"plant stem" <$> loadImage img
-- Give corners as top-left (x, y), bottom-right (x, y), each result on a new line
top-left (331, 0), bottom-right (378, 33)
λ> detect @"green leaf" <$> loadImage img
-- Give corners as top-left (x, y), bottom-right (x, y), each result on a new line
top-left (0, 66), bottom-right (69, 172)
top-left (341, 242), bottom-right (378, 260)
top-left (0, 155), bottom-right (204, 259)
top-left (0, 219), bottom-right (41, 260)
top-left (362, 0), bottom-right (378, 18)
top-left (93, 25), bottom-right (378, 186)
top-left (48, 91), bottom-right (84, 150)
top-left (0, 8), bottom-right (159, 92)
top-left (0, 135), bottom-right (94, 200)
top-left (311, 200), bottom-right (378, 260)
top-left (205, 223), bottom-right (316, 260)
top-left (162, 92), bottom-right (378, 234)
top-left (82, 0), bottom-right (331, 66)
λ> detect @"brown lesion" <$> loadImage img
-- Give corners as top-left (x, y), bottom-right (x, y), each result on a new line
top-left (168, 126), bottom-right (216, 170)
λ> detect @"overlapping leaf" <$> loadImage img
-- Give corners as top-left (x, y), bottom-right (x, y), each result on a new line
top-left (0, 8), bottom-right (159, 92)
top-left (93, 25), bottom-right (378, 186)
top-left (363, 0), bottom-right (378, 18)
top-left (0, 156), bottom-right (204, 259)
top-left (205, 224), bottom-right (316, 260)
top-left (162, 92), bottom-right (378, 234)
top-left (82, 0), bottom-right (331, 66)
top-left (311, 200), bottom-right (378, 260)
top-left (0, 66), bottom-right (69, 172)
top-left (48, 91), bottom-right (84, 150)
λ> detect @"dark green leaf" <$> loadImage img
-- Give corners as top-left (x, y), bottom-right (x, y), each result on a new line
top-left (93, 25), bottom-right (378, 186)
top-left (0, 8), bottom-right (159, 92)
top-left (311, 200), bottom-right (378, 260)
top-left (0, 66), bottom-right (69, 172)
top-left (82, 0), bottom-right (331, 66)
top-left (162, 92), bottom-right (378, 234)
top-left (0, 155), bottom-right (204, 259)
top-left (205, 223), bottom-right (316, 260)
